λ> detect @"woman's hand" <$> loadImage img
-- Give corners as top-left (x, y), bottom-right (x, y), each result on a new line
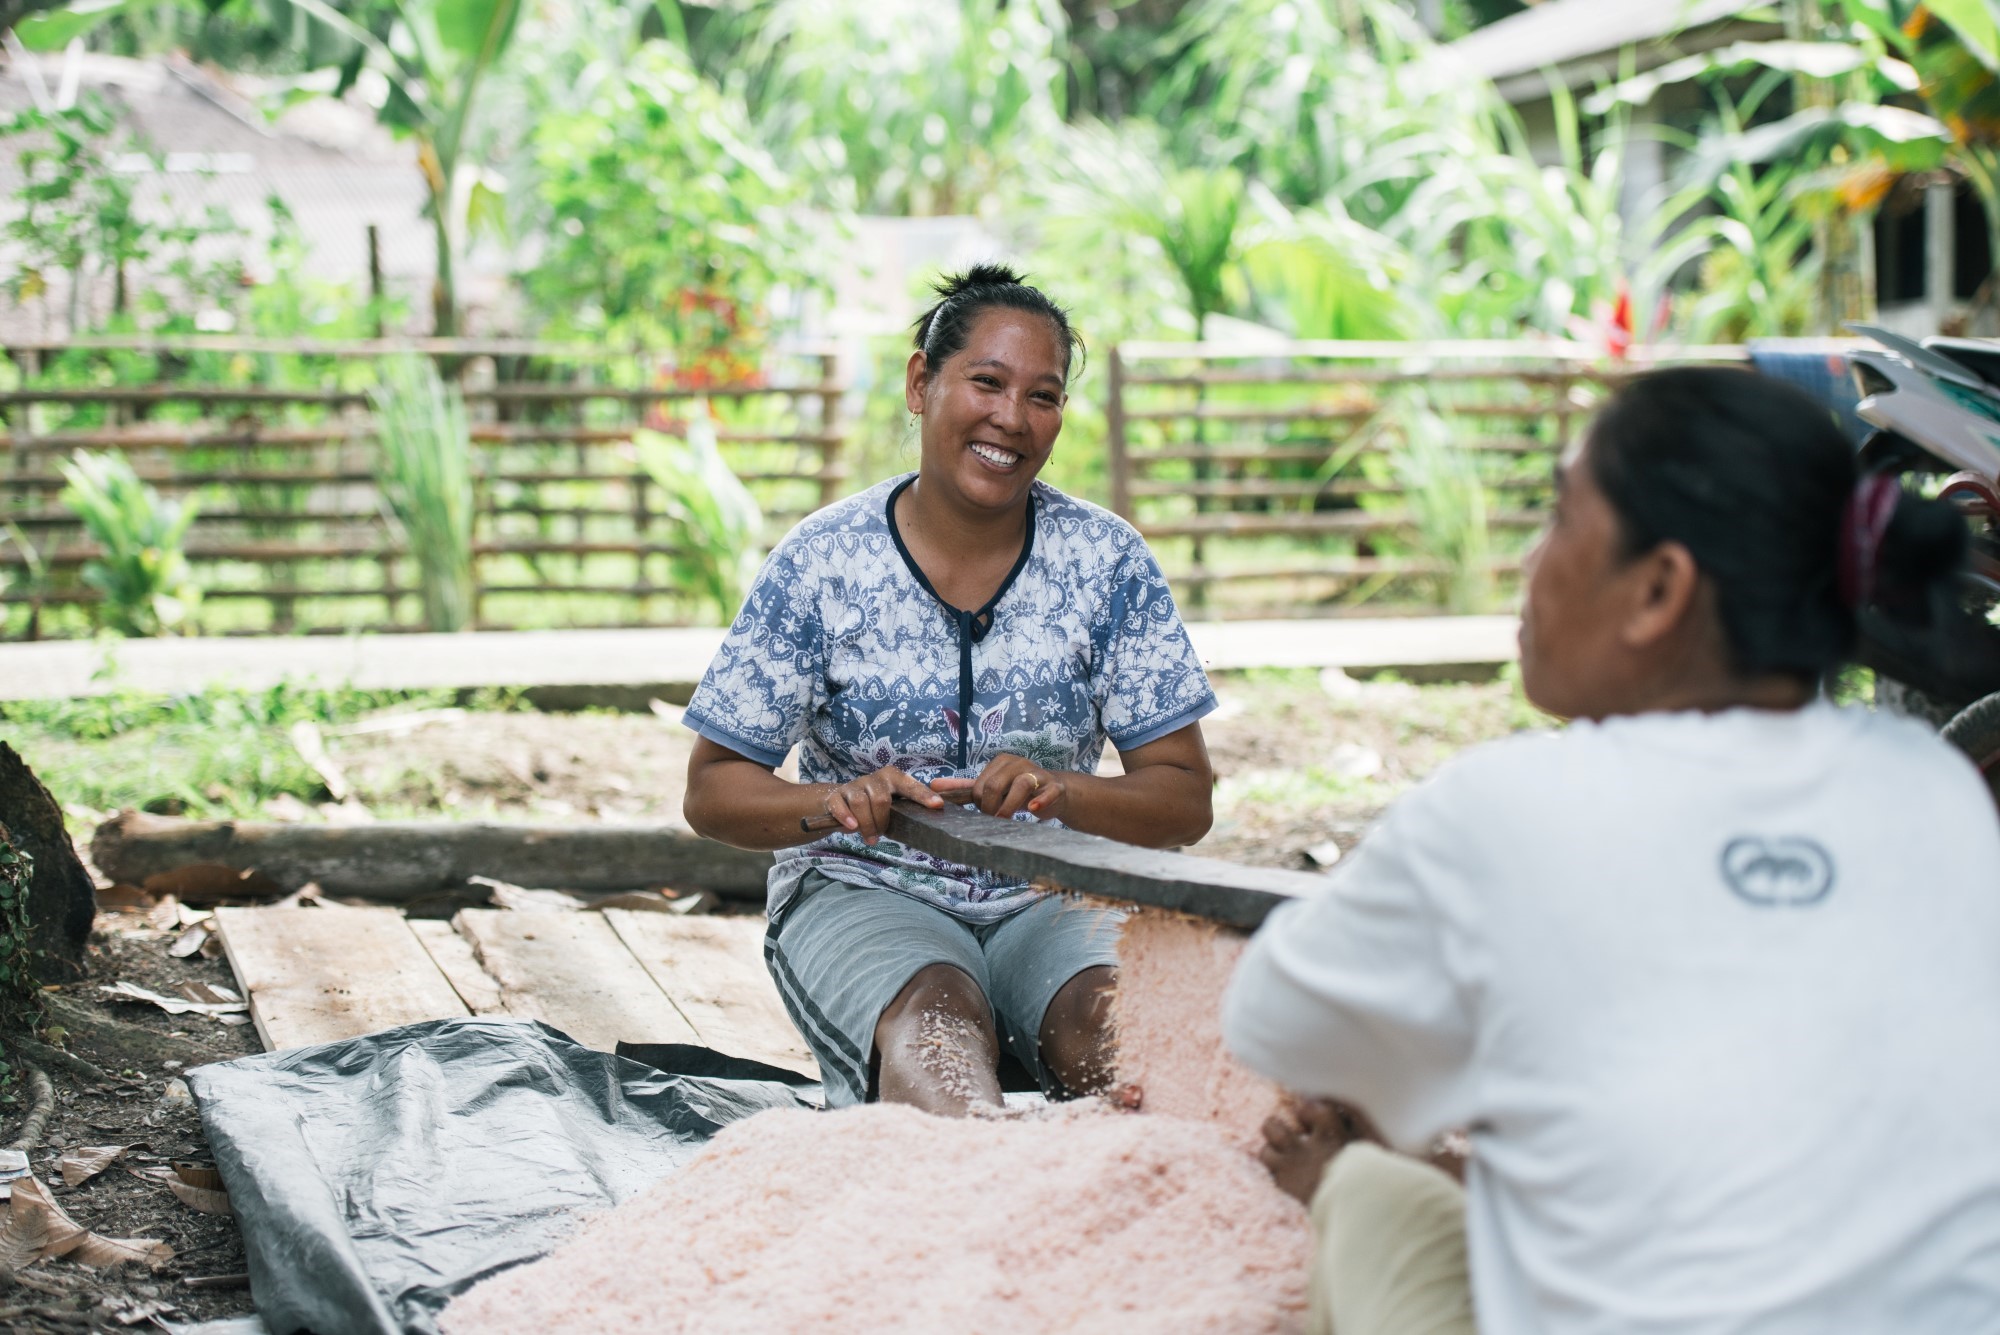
top-left (929, 752), bottom-right (1063, 822)
top-left (824, 765), bottom-right (946, 846)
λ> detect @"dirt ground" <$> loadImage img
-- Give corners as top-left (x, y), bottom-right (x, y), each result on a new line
top-left (0, 668), bottom-right (1538, 1331)
top-left (314, 668), bottom-right (1538, 869)
top-left (3, 918), bottom-right (262, 1332)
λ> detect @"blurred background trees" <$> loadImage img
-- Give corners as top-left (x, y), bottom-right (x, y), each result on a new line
top-left (5, 0), bottom-right (1998, 352)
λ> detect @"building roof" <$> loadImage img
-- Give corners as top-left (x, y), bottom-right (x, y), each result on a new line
top-left (0, 51), bottom-right (462, 338)
top-left (1443, 0), bottom-right (1783, 102)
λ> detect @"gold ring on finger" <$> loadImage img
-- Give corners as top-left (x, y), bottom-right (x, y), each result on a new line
top-left (1026, 774), bottom-right (1042, 792)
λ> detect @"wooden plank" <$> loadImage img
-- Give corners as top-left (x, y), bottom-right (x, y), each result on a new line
top-left (605, 911), bottom-right (817, 1079)
top-left (452, 908), bottom-right (698, 1050)
top-left (888, 806), bottom-right (1329, 931)
top-left (213, 905), bottom-right (470, 1051)
top-left (407, 918), bottom-right (506, 1015)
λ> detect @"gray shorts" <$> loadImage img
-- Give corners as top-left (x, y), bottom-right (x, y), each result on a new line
top-left (764, 872), bottom-right (1125, 1108)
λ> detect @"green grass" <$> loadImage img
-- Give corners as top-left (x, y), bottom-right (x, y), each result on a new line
top-left (1, 682), bottom-right (525, 821)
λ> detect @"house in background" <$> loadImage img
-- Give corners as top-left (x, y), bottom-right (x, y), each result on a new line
top-left (0, 49), bottom-right (519, 341)
top-left (1444, 0), bottom-right (1988, 337)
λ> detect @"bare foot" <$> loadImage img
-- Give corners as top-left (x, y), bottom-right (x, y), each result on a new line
top-left (1259, 1099), bottom-right (1378, 1205)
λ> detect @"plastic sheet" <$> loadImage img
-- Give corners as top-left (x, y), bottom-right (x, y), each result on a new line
top-left (189, 1017), bottom-right (816, 1335)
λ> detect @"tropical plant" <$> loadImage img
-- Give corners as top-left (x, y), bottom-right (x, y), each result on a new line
top-left (522, 42), bottom-right (816, 364)
top-left (371, 355), bottom-right (476, 632)
top-left (634, 408), bottom-right (764, 624)
top-left (1381, 392), bottom-right (1494, 614)
top-left (57, 450), bottom-right (203, 637)
top-left (722, 0), bottom-right (1069, 214)
top-left (2, 95), bottom-right (156, 334)
top-left (249, 0), bottom-right (526, 334)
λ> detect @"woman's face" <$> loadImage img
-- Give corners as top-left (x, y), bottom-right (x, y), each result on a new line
top-left (1518, 433), bottom-right (1651, 721)
top-left (905, 308), bottom-right (1067, 515)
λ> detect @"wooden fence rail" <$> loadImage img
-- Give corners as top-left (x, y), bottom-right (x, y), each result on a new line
top-left (0, 341), bottom-right (847, 637)
top-left (1106, 339), bottom-right (1751, 620)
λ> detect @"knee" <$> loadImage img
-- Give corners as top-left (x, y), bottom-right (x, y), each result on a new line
top-left (1043, 965), bottom-right (1117, 1036)
top-left (878, 963), bottom-right (994, 1040)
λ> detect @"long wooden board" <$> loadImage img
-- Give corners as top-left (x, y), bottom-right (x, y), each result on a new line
top-left (452, 909), bottom-right (698, 1051)
top-left (604, 911), bottom-right (816, 1079)
top-left (213, 906), bottom-right (470, 1051)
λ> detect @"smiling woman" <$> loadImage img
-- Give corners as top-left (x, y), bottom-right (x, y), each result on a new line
top-left (680, 266), bottom-right (1217, 1114)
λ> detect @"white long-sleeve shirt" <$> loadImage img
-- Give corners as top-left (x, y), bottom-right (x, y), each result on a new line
top-left (1223, 704), bottom-right (2000, 1334)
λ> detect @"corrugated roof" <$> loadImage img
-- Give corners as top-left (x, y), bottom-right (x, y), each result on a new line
top-left (1444, 0), bottom-right (1775, 87)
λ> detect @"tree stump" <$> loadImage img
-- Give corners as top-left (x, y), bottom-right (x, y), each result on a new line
top-left (0, 743), bottom-right (96, 983)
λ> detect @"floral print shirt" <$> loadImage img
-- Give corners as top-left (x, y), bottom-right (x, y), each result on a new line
top-left (683, 474), bottom-right (1217, 922)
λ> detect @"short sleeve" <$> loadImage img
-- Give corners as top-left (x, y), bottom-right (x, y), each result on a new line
top-left (1093, 539), bottom-right (1217, 750)
top-left (682, 540), bottom-right (826, 768)
top-left (1221, 786), bottom-right (1480, 1152)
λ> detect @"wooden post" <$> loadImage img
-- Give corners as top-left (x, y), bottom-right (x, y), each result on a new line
top-left (366, 225), bottom-right (385, 339)
top-left (817, 351), bottom-right (842, 510)
top-left (1107, 344), bottom-right (1131, 521)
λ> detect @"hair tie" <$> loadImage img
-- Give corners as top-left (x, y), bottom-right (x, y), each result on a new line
top-left (1838, 474), bottom-right (1902, 608)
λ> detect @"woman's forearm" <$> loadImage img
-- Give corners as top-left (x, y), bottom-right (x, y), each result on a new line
top-left (1057, 762), bottom-right (1212, 849)
top-left (683, 748), bottom-right (832, 851)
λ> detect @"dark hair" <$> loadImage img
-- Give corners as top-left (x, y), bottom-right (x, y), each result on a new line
top-left (1588, 366), bottom-right (1966, 682)
top-left (911, 263), bottom-right (1084, 383)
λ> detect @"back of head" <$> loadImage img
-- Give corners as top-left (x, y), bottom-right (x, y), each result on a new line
top-left (1589, 366), bottom-right (1967, 683)
top-left (912, 263), bottom-right (1084, 381)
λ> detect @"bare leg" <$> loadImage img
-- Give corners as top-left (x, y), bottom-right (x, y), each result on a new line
top-left (1038, 964), bottom-right (1118, 1097)
top-left (874, 963), bottom-right (1004, 1116)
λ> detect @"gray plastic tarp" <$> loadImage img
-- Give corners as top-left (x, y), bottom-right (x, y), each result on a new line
top-left (188, 1017), bottom-right (814, 1335)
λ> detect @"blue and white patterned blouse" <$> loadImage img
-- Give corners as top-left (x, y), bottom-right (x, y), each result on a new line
top-left (684, 474), bottom-right (1218, 922)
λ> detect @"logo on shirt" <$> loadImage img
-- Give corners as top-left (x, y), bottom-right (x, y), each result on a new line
top-left (1719, 836), bottom-right (1835, 907)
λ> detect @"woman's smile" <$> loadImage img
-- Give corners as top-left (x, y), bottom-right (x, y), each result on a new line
top-left (968, 441), bottom-right (1023, 471)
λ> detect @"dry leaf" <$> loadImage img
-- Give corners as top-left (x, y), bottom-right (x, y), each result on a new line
top-left (288, 720), bottom-right (350, 801)
top-left (59, 1147), bottom-right (126, 1189)
top-left (69, 1233), bottom-right (173, 1270)
top-left (94, 885), bottom-right (155, 912)
top-left (98, 982), bottom-right (246, 1018)
top-left (176, 981), bottom-right (240, 1006)
top-left (2, 1176), bottom-right (87, 1269)
top-left (167, 924), bottom-right (211, 959)
top-left (105, 1296), bottom-right (174, 1326)
top-left (166, 1179), bottom-right (231, 1216)
top-left (171, 1162), bottom-right (224, 1191)
top-left (145, 896), bottom-right (181, 933)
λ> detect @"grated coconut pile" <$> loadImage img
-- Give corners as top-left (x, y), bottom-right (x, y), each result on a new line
top-left (441, 1102), bottom-right (1309, 1334)
top-left (1111, 909), bottom-right (1288, 1149)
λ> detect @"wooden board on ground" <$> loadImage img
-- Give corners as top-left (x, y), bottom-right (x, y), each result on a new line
top-left (453, 909), bottom-right (698, 1051)
top-left (213, 905), bottom-right (470, 1051)
top-left (605, 911), bottom-right (816, 1079)
top-left (407, 918), bottom-right (506, 1015)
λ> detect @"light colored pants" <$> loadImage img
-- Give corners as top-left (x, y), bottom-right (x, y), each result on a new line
top-left (1309, 1143), bottom-right (1478, 1335)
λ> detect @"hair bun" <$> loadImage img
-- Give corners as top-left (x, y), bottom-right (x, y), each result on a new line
top-left (930, 263), bottom-right (1029, 301)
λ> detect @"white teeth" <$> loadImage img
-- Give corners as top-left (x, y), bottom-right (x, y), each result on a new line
top-left (969, 443), bottom-right (1019, 467)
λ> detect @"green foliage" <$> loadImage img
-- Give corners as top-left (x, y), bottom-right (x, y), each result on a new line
top-left (634, 410), bottom-right (765, 624)
top-left (1380, 392), bottom-right (1495, 614)
top-left (370, 356), bottom-right (476, 632)
top-left (258, 0), bottom-right (528, 332)
top-left (0, 682), bottom-right (518, 819)
top-left (729, 0), bottom-right (1069, 214)
top-left (57, 450), bottom-right (203, 637)
top-left (0, 838), bottom-right (37, 1030)
top-left (0, 93), bottom-right (235, 334)
top-left (522, 42), bottom-right (815, 360)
